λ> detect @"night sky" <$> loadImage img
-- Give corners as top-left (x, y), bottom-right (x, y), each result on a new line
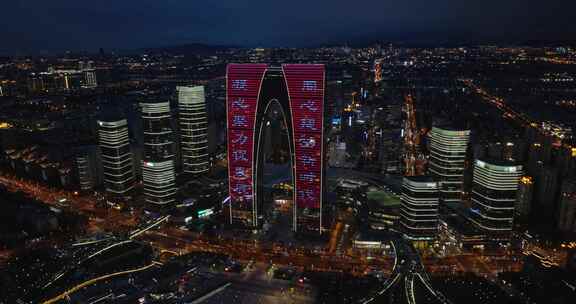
top-left (1, 0), bottom-right (574, 54)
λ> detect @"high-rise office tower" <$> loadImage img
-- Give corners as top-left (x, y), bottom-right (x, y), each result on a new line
top-left (526, 143), bottom-right (544, 176)
top-left (535, 165), bottom-right (560, 211)
top-left (83, 70), bottom-right (97, 88)
top-left (514, 176), bottom-right (534, 224)
top-left (97, 119), bottom-right (135, 203)
top-left (557, 179), bottom-right (576, 233)
top-left (141, 101), bottom-right (177, 209)
top-left (556, 146), bottom-right (576, 178)
top-left (486, 142), bottom-right (504, 160)
top-left (513, 140), bottom-right (529, 163)
top-left (177, 86), bottom-right (209, 175)
top-left (76, 153), bottom-right (94, 191)
top-left (428, 126), bottom-right (471, 203)
top-left (226, 64), bottom-right (325, 233)
top-left (469, 159), bottom-right (523, 234)
top-left (74, 145), bottom-right (102, 192)
top-left (400, 176), bottom-right (440, 240)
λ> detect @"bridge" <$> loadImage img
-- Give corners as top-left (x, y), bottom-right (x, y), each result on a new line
top-left (129, 215), bottom-right (171, 239)
top-left (41, 262), bottom-right (160, 304)
top-left (38, 215), bottom-right (171, 301)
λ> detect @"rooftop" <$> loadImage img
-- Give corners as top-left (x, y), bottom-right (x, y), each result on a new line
top-left (432, 125), bottom-right (471, 135)
top-left (367, 190), bottom-right (401, 207)
top-left (475, 158), bottom-right (522, 171)
top-left (403, 176), bottom-right (436, 183)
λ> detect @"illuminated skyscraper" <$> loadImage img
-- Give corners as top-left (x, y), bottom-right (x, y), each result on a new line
top-left (428, 126), bottom-right (471, 203)
top-left (227, 64), bottom-right (325, 234)
top-left (76, 153), bottom-right (93, 191)
top-left (177, 86), bottom-right (209, 175)
top-left (469, 159), bottom-right (523, 234)
top-left (141, 101), bottom-right (177, 209)
top-left (97, 119), bottom-right (135, 203)
top-left (83, 70), bottom-right (97, 88)
top-left (400, 176), bottom-right (439, 240)
top-left (74, 146), bottom-right (102, 192)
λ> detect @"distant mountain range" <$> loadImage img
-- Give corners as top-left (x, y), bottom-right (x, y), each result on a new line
top-left (3, 37), bottom-right (576, 58)
top-left (137, 43), bottom-right (236, 55)
top-left (140, 38), bottom-right (576, 56)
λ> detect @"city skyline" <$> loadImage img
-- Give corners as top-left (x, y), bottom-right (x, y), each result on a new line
top-left (1, 3), bottom-right (576, 302)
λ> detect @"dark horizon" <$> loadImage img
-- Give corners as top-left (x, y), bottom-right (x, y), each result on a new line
top-left (3, 35), bottom-right (576, 58)
top-left (1, 0), bottom-right (575, 56)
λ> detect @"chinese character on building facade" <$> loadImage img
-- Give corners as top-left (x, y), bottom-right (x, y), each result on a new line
top-left (232, 98), bottom-right (249, 109)
top-left (232, 115), bottom-right (248, 128)
top-left (232, 132), bottom-right (249, 145)
top-left (300, 100), bottom-right (319, 112)
top-left (302, 80), bottom-right (317, 91)
top-left (298, 136), bottom-right (316, 148)
top-left (300, 172), bottom-right (317, 182)
top-left (232, 150), bottom-right (248, 162)
top-left (300, 118), bottom-right (318, 131)
top-left (232, 79), bottom-right (247, 90)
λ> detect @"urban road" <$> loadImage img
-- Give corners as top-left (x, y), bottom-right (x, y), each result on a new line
top-left (461, 78), bottom-right (575, 151)
top-left (39, 230), bottom-right (446, 304)
top-left (360, 238), bottom-right (453, 304)
top-left (1, 170), bottom-right (523, 302)
top-left (0, 168), bottom-right (522, 272)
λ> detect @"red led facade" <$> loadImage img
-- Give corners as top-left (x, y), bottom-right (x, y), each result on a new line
top-left (284, 64), bottom-right (325, 209)
top-left (226, 64), bottom-right (267, 206)
top-left (227, 63), bottom-right (325, 225)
